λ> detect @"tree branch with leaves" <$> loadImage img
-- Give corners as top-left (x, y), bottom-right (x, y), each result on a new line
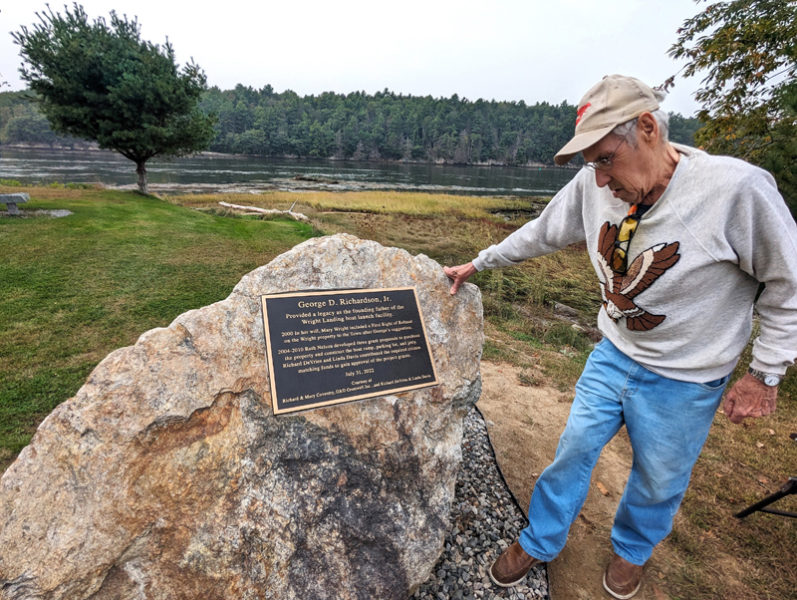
top-left (669, 0), bottom-right (797, 215)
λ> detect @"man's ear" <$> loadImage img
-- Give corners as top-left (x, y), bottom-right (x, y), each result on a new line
top-left (637, 112), bottom-right (659, 145)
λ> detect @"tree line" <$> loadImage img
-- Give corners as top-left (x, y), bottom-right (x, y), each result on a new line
top-left (0, 85), bottom-right (700, 166)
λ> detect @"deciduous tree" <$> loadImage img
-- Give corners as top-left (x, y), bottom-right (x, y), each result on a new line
top-left (669, 0), bottom-right (797, 215)
top-left (13, 3), bottom-right (215, 193)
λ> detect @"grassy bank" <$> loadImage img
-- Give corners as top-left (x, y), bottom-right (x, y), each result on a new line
top-left (1, 185), bottom-right (794, 599)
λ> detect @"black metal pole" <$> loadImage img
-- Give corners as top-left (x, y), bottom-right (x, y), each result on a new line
top-left (735, 477), bottom-right (797, 519)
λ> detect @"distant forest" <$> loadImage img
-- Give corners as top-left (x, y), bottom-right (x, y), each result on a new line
top-left (0, 86), bottom-right (701, 166)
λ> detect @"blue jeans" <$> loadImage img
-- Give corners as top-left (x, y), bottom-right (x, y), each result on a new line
top-left (518, 338), bottom-right (728, 566)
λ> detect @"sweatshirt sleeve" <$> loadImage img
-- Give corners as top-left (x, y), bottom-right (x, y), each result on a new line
top-left (472, 173), bottom-right (588, 271)
top-left (727, 170), bottom-right (797, 374)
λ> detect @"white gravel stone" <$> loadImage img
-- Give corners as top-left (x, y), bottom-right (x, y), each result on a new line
top-left (411, 407), bottom-right (549, 599)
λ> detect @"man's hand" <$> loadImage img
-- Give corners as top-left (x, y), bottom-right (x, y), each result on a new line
top-left (722, 373), bottom-right (778, 424)
top-left (443, 262), bottom-right (477, 295)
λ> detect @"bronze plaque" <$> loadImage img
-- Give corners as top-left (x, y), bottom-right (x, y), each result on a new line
top-left (261, 287), bottom-right (439, 415)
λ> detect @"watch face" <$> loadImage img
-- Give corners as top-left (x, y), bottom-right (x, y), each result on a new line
top-left (764, 374), bottom-right (780, 386)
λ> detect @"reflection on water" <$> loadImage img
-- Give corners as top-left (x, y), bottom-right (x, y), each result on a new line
top-left (0, 146), bottom-right (577, 196)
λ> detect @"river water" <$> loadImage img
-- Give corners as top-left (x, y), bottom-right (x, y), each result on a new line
top-left (0, 147), bottom-right (577, 197)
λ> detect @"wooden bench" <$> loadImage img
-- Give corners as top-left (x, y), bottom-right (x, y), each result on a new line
top-left (0, 193), bottom-right (29, 215)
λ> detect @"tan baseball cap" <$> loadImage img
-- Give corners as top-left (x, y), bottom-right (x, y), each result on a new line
top-left (554, 74), bottom-right (660, 165)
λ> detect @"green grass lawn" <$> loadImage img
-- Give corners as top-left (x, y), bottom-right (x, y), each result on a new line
top-left (0, 187), bottom-right (317, 464)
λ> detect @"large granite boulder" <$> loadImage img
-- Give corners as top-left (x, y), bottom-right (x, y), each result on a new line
top-left (0, 234), bottom-right (483, 600)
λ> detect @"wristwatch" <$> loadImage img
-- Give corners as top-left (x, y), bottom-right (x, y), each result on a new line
top-left (748, 367), bottom-right (782, 387)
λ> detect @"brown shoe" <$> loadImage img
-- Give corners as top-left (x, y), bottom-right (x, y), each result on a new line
top-left (603, 553), bottom-right (644, 599)
top-left (488, 541), bottom-right (543, 587)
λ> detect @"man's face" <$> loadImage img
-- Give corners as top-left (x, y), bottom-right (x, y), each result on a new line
top-left (583, 132), bottom-right (656, 205)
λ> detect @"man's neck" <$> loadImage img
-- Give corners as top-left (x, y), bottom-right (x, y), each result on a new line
top-left (642, 143), bottom-right (681, 205)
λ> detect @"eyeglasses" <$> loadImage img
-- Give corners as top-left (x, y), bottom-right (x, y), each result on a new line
top-left (585, 138), bottom-right (626, 171)
top-left (612, 204), bottom-right (640, 274)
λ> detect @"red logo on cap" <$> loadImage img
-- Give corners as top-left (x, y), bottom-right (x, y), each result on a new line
top-left (576, 103), bottom-right (591, 126)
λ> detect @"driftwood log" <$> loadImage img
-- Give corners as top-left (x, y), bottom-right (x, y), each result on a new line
top-left (218, 201), bottom-right (309, 222)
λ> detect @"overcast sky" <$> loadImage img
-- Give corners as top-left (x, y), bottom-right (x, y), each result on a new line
top-left (1, 0), bottom-right (707, 116)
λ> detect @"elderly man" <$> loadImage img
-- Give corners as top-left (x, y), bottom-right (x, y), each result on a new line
top-left (444, 74), bottom-right (797, 599)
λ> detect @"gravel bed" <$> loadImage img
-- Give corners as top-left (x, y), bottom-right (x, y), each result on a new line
top-left (411, 407), bottom-right (549, 600)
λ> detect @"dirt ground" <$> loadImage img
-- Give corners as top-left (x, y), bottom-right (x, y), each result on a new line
top-left (478, 360), bottom-right (675, 600)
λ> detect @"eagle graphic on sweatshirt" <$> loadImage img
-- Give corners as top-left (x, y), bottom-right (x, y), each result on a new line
top-left (596, 221), bottom-right (680, 331)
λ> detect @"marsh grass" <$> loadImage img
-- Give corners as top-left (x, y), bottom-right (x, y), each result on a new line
top-left (1, 185), bottom-right (794, 599)
top-left (179, 190), bottom-right (540, 219)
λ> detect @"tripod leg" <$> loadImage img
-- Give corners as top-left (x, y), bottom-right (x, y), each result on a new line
top-left (735, 478), bottom-right (797, 519)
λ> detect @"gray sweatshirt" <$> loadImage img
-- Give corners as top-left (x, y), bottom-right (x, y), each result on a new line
top-left (473, 145), bottom-right (797, 382)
